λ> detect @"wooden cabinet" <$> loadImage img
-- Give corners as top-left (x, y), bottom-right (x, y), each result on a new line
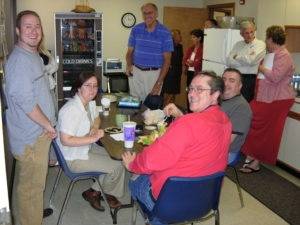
top-left (285, 25), bottom-right (300, 52)
top-left (278, 100), bottom-right (300, 172)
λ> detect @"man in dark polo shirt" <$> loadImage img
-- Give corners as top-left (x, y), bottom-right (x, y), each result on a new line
top-left (125, 2), bottom-right (174, 101)
top-left (221, 68), bottom-right (252, 163)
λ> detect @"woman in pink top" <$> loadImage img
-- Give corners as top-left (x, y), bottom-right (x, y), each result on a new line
top-left (241, 26), bottom-right (295, 173)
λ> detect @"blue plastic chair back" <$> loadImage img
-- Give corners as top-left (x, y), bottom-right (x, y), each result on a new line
top-left (150, 172), bottom-right (224, 224)
top-left (52, 140), bottom-right (102, 180)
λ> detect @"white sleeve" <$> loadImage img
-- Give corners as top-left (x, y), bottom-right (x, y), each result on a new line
top-left (58, 105), bottom-right (83, 136)
top-left (226, 43), bottom-right (241, 67)
top-left (235, 40), bottom-right (266, 66)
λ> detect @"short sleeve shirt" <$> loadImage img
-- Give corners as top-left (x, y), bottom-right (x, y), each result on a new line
top-left (56, 95), bottom-right (97, 160)
top-left (221, 95), bottom-right (252, 152)
top-left (128, 22), bottom-right (173, 67)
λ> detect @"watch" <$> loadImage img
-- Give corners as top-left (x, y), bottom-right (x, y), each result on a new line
top-left (121, 12), bottom-right (136, 28)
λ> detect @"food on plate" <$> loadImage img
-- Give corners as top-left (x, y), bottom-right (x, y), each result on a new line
top-left (104, 127), bottom-right (122, 134)
top-left (102, 94), bottom-right (117, 103)
top-left (137, 122), bottom-right (167, 145)
top-left (143, 109), bottom-right (165, 125)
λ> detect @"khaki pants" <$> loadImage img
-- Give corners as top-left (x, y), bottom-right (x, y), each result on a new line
top-left (13, 134), bottom-right (51, 225)
top-left (68, 144), bottom-right (125, 198)
top-left (128, 66), bottom-right (161, 101)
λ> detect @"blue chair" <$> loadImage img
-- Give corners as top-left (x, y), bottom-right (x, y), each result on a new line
top-left (131, 172), bottom-right (224, 225)
top-left (49, 140), bottom-right (113, 225)
top-left (228, 151), bottom-right (244, 207)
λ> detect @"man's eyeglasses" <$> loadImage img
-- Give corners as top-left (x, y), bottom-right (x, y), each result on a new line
top-left (186, 86), bottom-right (211, 94)
top-left (83, 84), bottom-right (98, 89)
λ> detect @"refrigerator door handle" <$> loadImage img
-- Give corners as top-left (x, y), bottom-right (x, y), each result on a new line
top-left (222, 34), bottom-right (228, 64)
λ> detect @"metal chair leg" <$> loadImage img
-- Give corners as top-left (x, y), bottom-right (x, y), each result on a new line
top-left (233, 167), bottom-right (244, 207)
top-left (49, 168), bottom-right (62, 207)
top-left (131, 201), bottom-right (138, 225)
top-left (95, 179), bottom-right (116, 223)
top-left (56, 181), bottom-right (75, 225)
top-left (214, 209), bottom-right (220, 225)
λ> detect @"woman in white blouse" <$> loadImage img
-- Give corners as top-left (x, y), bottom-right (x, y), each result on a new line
top-left (56, 72), bottom-right (125, 211)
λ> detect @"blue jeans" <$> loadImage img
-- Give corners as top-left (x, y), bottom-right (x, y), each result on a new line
top-left (129, 175), bottom-right (166, 225)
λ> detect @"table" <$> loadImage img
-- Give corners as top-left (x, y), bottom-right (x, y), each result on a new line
top-left (99, 102), bottom-right (144, 160)
top-left (98, 101), bottom-right (144, 224)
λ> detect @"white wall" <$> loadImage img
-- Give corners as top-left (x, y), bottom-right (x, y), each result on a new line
top-left (17, 0), bottom-right (204, 60)
top-left (203, 0), bottom-right (259, 20)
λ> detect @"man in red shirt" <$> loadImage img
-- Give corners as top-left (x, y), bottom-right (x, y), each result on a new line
top-left (122, 71), bottom-right (232, 221)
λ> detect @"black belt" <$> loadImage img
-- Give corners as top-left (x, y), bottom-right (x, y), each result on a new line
top-left (134, 65), bottom-right (160, 71)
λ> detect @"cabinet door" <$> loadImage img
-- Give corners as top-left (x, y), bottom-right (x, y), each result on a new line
top-left (278, 112), bottom-right (300, 171)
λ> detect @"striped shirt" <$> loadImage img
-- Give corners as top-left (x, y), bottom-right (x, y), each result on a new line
top-left (128, 22), bottom-right (173, 68)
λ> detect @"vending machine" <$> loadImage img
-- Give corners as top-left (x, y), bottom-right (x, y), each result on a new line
top-left (55, 12), bottom-right (102, 108)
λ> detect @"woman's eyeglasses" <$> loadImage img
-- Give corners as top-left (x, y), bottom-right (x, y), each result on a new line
top-left (83, 84), bottom-right (98, 89)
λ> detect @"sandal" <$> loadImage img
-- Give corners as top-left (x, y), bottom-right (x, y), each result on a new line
top-left (242, 159), bottom-right (254, 168)
top-left (239, 165), bottom-right (260, 174)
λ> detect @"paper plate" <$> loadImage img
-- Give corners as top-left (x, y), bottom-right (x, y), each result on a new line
top-left (104, 127), bottom-right (122, 134)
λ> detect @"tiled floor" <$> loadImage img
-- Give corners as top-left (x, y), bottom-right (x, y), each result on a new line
top-left (42, 165), bottom-right (294, 225)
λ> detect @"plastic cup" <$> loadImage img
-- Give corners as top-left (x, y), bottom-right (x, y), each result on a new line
top-left (101, 97), bottom-right (110, 116)
top-left (123, 121), bottom-right (136, 148)
top-left (115, 114), bottom-right (127, 128)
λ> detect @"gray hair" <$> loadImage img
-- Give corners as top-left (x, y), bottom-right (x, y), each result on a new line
top-left (141, 3), bottom-right (158, 12)
top-left (240, 20), bottom-right (256, 31)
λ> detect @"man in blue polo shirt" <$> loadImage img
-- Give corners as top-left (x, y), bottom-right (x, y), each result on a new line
top-left (126, 2), bottom-right (174, 101)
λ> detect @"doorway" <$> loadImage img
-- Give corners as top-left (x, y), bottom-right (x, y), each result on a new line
top-left (163, 7), bottom-right (208, 108)
top-left (207, 3), bottom-right (235, 20)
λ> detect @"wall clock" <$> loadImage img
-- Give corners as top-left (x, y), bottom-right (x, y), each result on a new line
top-left (121, 12), bottom-right (136, 28)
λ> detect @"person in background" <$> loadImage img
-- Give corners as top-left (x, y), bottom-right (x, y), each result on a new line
top-left (221, 68), bottom-right (252, 163)
top-left (125, 2), bottom-right (173, 101)
top-left (183, 29), bottom-right (204, 110)
top-left (4, 10), bottom-right (56, 225)
top-left (204, 18), bottom-right (219, 28)
top-left (122, 71), bottom-right (232, 225)
top-left (38, 42), bottom-right (58, 112)
top-left (183, 29), bottom-right (204, 88)
top-left (162, 29), bottom-right (183, 105)
top-left (38, 42), bottom-right (59, 167)
top-left (240, 25), bottom-right (295, 173)
top-left (227, 21), bottom-right (266, 102)
top-left (56, 72), bottom-right (125, 211)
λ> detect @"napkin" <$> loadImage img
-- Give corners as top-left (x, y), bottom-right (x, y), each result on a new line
top-left (258, 53), bottom-right (275, 79)
top-left (110, 133), bottom-right (124, 141)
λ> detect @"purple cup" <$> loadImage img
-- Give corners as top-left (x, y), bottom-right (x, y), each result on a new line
top-left (123, 121), bottom-right (136, 148)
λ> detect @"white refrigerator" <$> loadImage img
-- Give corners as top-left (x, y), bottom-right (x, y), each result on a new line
top-left (202, 28), bottom-right (243, 76)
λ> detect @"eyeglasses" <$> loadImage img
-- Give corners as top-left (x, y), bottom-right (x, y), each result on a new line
top-left (83, 84), bottom-right (98, 89)
top-left (186, 86), bottom-right (211, 94)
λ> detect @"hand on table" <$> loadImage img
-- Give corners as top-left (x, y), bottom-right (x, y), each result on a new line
top-left (122, 151), bottom-right (136, 170)
top-left (89, 129), bottom-right (104, 142)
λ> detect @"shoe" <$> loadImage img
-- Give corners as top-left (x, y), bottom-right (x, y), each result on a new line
top-left (82, 188), bottom-right (105, 211)
top-left (239, 165), bottom-right (260, 174)
top-left (43, 208), bottom-right (53, 218)
top-left (105, 194), bottom-right (122, 208)
top-left (242, 159), bottom-right (254, 168)
top-left (49, 160), bottom-right (59, 167)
